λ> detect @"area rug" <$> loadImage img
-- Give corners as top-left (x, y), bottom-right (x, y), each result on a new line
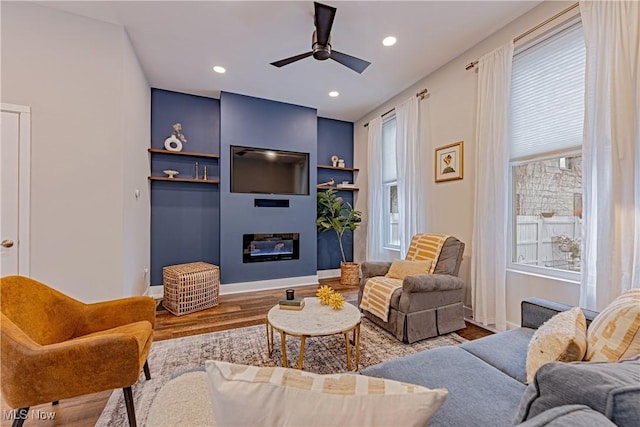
top-left (97, 318), bottom-right (466, 426)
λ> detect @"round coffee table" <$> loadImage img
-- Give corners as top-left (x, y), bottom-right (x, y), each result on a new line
top-left (266, 297), bottom-right (361, 371)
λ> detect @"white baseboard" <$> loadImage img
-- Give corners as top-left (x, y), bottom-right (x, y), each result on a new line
top-left (506, 321), bottom-right (520, 330)
top-left (147, 272), bottom-right (340, 300)
top-left (145, 285), bottom-right (164, 300)
top-left (465, 320), bottom-right (518, 333)
top-left (147, 275), bottom-right (321, 299)
top-left (462, 305), bottom-right (521, 331)
top-left (463, 305), bottom-right (473, 320)
top-left (317, 269), bottom-right (341, 279)
top-left (218, 275), bottom-right (319, 295)
top-left (463, 318), bottom-right (501, 334)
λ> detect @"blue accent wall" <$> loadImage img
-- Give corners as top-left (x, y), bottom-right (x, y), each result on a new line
top-left (317, 118), bottom-right (356, 270)
top-left (151, 89), bottom-right (220, 154)
top-left (150, 89), bottom-right (220, 285)
top-left (220, 92), bottom-right (318, 284)
top-left (317, 118), bottom-right (354, 167)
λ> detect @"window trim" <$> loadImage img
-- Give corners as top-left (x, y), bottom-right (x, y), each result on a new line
top-left (506, 265), bottom-right (580, 285)
top-left (383, 182), bottom-right (400, 251)
top-left (507, 14), bottom-right (584, 285)
top-left (507, 149), bottom-right (582, 282)
top-left (381, 114), bottom-right (399, 251)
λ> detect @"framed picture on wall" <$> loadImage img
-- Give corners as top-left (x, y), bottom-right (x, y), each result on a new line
top-left (435, 141), bottom-right (463, 182)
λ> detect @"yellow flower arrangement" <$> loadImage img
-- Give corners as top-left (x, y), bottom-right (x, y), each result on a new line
top-left (316, 285), bottom-right (334, 305)
top-left (316, 285), bottom-right (345, 309)
top-left (329, 292), bottom-right (345, 310)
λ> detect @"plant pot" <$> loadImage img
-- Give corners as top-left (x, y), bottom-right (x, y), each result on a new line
top-left (340, 262), bottom-right (360, 286)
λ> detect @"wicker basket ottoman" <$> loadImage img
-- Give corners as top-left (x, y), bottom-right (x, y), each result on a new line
top-left (163, 262), bottom-right (220, 316)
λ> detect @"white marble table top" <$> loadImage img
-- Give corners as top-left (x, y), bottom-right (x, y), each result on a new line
top-left (267, 297), bottom-right (361, 336)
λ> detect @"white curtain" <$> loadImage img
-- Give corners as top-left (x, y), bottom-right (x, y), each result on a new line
top-left (580, 1), bottom-right (640, 311)
top-left (366, 117), bottom-right (387, 260)
top-left (471, 42), bottom-right (514, 331)
top-left (395, 96), bottom-right (426, 256)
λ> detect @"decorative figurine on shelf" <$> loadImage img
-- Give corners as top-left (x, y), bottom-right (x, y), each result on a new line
top-left (331, 155), bottom-right (339, 167)
top-left (338, 159), bottom-right (345, 168)
top-left (164, 123), bottom-right (188, 152)
top-left (317, 178), bottom-right (335, 189)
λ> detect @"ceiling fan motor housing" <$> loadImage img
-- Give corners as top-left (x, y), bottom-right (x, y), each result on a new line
top-left (312, 31), bottom-right (331, 60)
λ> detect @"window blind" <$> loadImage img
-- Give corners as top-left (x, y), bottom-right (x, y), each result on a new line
top-left (382, 117), bottom-right (397, 183)
top-left (510, 23), bottom-right (585, 160)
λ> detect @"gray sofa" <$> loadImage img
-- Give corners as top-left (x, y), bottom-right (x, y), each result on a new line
top-left (361, 298), bottom-right (640, 426)
top-left (359, 236), bottom-right (466, 343)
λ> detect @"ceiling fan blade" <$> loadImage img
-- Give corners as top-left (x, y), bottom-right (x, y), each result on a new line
top-left (270, 51), bottom-right (314, 68)
top-left (330, 50), bottom-right (371, 74)
top-left (314, 2), bottom-right (336, 47)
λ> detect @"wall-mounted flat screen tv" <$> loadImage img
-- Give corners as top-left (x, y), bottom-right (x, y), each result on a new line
top-left (231, 146), bottom-right (309, 195)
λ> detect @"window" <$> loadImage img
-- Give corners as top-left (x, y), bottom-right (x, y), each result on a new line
top-left (381, 116), bottom-right (399, 249)
top-left (509, 22), bottom-right (585, 277)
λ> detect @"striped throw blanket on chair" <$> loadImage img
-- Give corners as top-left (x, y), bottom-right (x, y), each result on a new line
top-left (360, 234), bottom-right (450, 322)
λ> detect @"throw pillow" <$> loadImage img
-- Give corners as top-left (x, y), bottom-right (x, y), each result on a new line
top-left (514, 355), bottom-right (640, 427)
top-left (205, 360), bottom-right (448, 427)
top-left (385, 259), bottom-right (433, 280)
top-left (525, 306), bottom-right (587, 383)
top-left (586, 288), bottom-right (640, 362)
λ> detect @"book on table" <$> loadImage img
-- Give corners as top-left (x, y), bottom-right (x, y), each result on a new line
top-left (279, 304), bottom-right (304, 311)
top-left (279, 297), bottom-right (305, 310)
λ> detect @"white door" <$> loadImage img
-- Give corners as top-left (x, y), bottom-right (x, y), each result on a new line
top-left (1, 104), bottom-right (30, 276)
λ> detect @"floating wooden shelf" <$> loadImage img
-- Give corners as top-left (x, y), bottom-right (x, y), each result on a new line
top-left (317, 164), bottom-right (359, 172)
top-left (316, 185), bottom-right (359, 192)
top-left (148, 176), bottom-right (220, 184)
top-left (148, 148), bottom-right (220, 159)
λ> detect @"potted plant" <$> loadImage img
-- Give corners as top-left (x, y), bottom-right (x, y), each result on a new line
top-left (317, 189), bottom-right (362, 285)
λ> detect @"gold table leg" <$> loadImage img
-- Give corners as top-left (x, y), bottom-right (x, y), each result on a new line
top-left (280, 330), bottom-right (288, 367)
top-left (298, 336), bottom-right (307, 370)
top-left (266, 321), bottom-right (273, 356)
top-left (344, 332), bottom-right (352, 371)
top-left (270, 323), bottom-right (274, 355)
top-left (355, 323), bottom-right (360, 371)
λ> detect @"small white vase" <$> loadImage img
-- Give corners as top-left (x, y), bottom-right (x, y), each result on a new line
top-left (164, 135), bottom-right (183, 152)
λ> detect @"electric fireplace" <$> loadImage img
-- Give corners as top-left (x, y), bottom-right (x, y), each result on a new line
top-left (243, 233), bottom-right (300, 263)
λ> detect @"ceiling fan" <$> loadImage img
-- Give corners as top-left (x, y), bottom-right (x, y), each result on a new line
top-left (270, 2), bottom-right (371, 74)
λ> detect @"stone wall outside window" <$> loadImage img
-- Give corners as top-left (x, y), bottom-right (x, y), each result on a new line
top-left (514, 156), bottom-right (582, 217)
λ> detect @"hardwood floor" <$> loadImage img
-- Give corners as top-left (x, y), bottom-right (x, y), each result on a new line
top-left (1, 278), bottom-right (492, 426)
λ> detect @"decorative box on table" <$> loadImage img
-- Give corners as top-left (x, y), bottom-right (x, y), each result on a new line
top-left (162, 262), bottom-right (219, 316)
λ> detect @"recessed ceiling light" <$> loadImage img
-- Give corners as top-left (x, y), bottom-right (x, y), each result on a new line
top-left (213, 66), bottom-right (226, 74)
top-left (382, 36), bottom-right (397, 47)
top-left (329, 91), bottom-right (339, 97)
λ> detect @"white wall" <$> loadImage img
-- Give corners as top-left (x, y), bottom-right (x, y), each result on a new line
top-left (121, 29), bottom-right (152, 297)
top-left (1, 2), bottom-right (150, 302)
top-left (354, 1), bottom-right (580, 326)
top-left (505, 270), bottom-right (580, 328)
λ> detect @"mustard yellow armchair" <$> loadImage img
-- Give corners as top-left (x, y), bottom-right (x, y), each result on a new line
top-left (0, 275), bottom-right (155, 427)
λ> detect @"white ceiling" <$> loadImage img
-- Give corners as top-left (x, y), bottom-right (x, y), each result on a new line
top-left (38, 1), bottom-right (541, 122)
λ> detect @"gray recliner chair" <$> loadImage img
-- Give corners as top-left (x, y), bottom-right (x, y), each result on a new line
top-left (358, 235), bottom-right (466, 343)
